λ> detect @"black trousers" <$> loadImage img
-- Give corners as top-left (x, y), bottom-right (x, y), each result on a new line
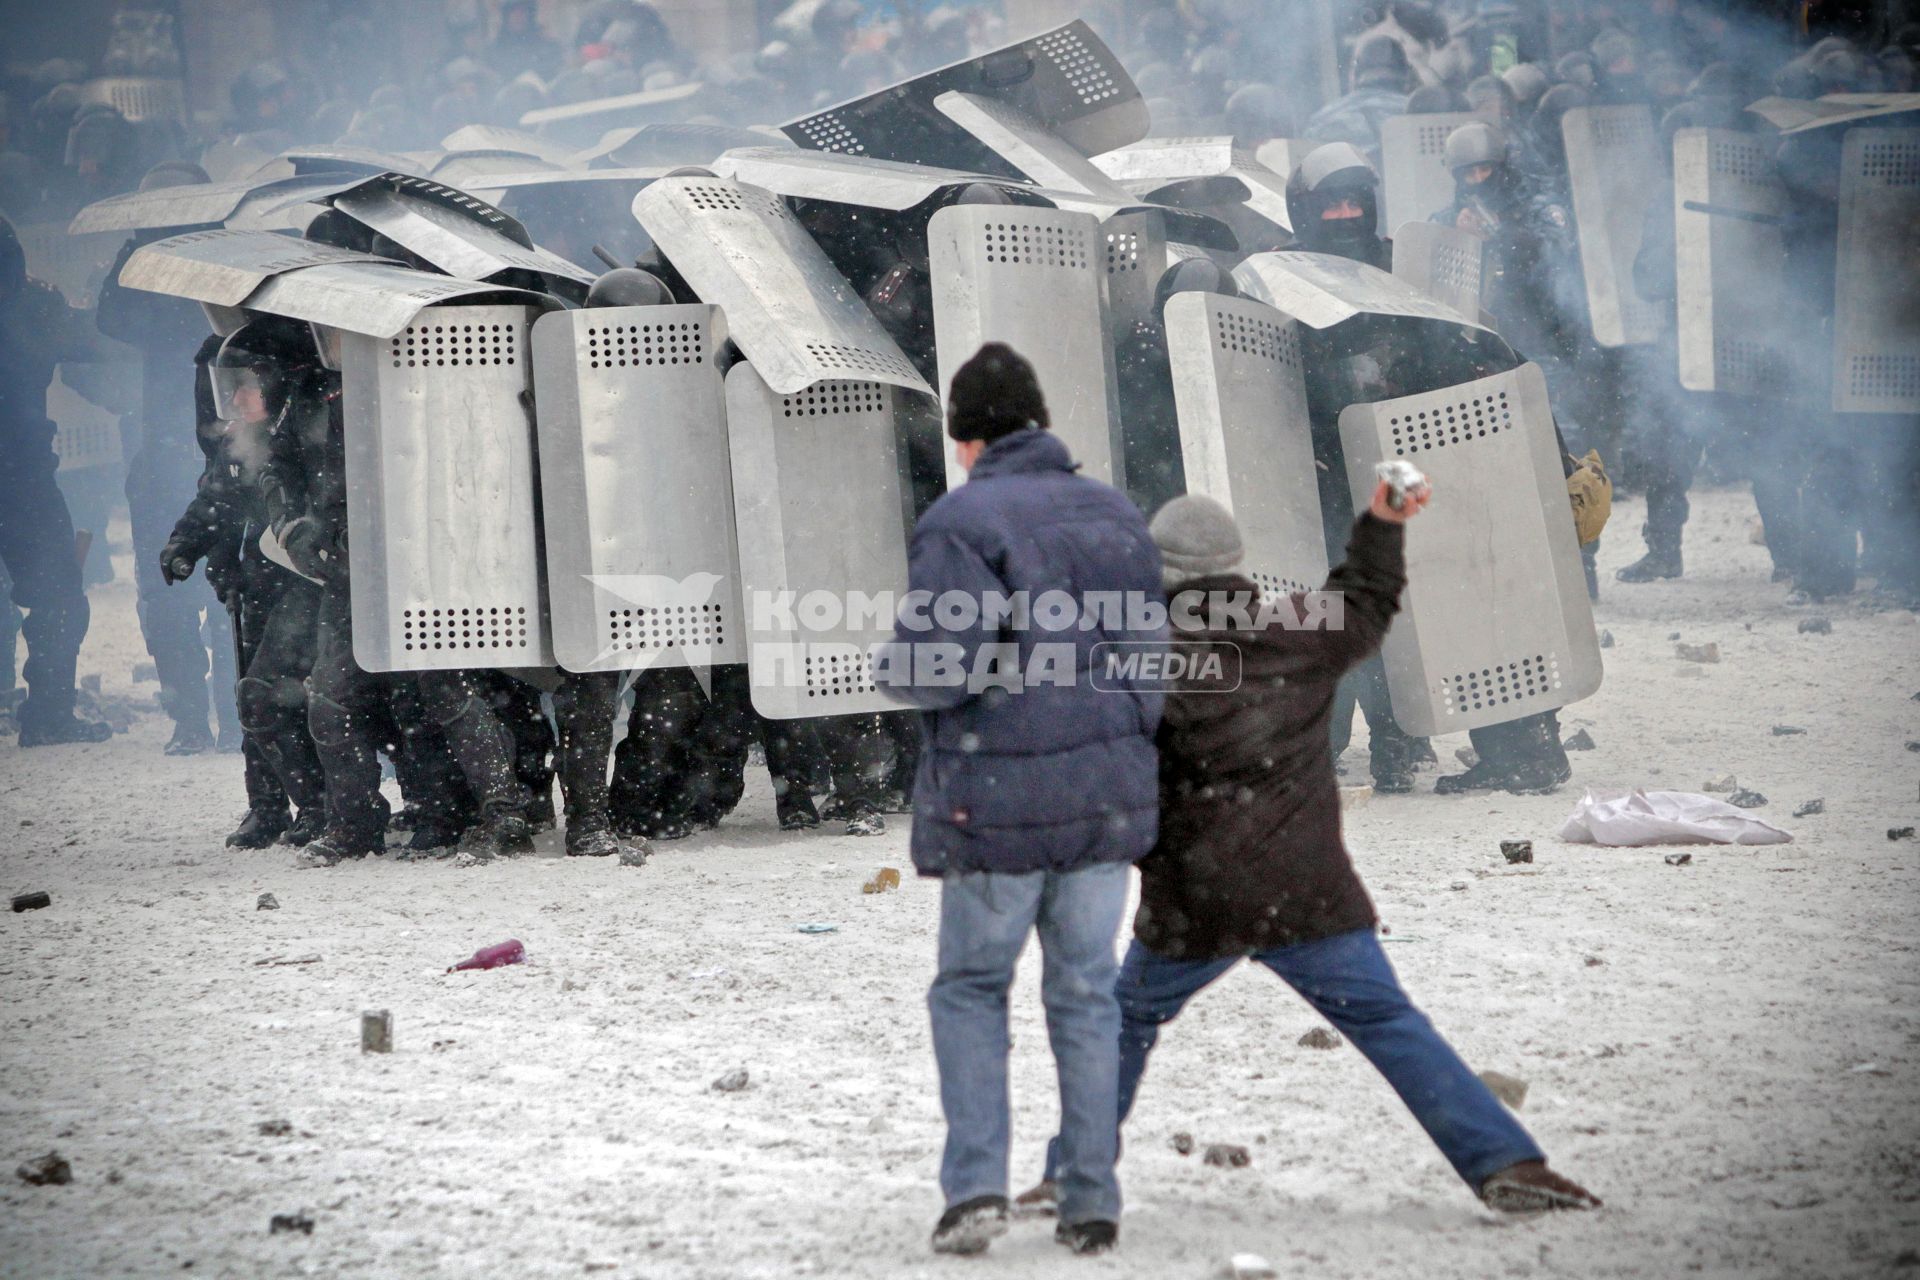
top-left (0, 420), bottom-right (90, 732)
top-left (127, 439), bottom-right (232, 731)
top-left (235, 568), bottom-right (326, 816)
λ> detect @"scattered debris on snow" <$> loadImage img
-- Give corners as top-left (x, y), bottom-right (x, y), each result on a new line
top-left (1298, 1027), bottom-right (1342, 1050)
top-left (712, 1069), bottom-right (751, 1093)
top-left (1478, 1071), bottom-right (1528, 1110)
top-left (1771, 725), bottom-right (1806, 736)
top-left (256, 892), bottom-right (279, 911)
top-left (1563, 729), bottom-right (1596, 751)
top-left (1793, 799), bottom-right (1825, 818)
top-left (1203, 1143), bottom-right (1251, 1168)
top-left (1665, 853), bottom-right (1694, 867)
top-left (361, 1010), bottom-right (392, 1054)
top-left (1727, 789), bottom-right (1768, 809)
top-left (16, 1151), bottom-right (72, 1186)
top-left (862, 867), bottom-right (901, 894)
top-left (1171, 1132), bottom-right (1195, 1156)
top-left (1797, 618), bottom-right (1832, 635)
top-left (1218, 1253), bottom-right (1279, 1279)
top-left (1501, 841), bottom-right (1534, 865)
top-left (269, 1213), bottom-right (314, 1236)
top-left (11, 891), bottom-right (52, 913)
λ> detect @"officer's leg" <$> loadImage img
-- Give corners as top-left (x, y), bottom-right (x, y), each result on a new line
top-left (1794, 410), bottom-right (1859, 600)
top-left (127, 446), bottom-right (213, 750)
top-left (1438, 711), bottom-right (1570, 796)
top-left (610, 668), bottom-right (705, 838)
top-left (553, 671), bottom-right (629, 856)
top-left (414, 667), bottom-right (533, 856)
top-left (0, 445), bottom-right (103, 746)
top-left (238, 579), bottom-right (327, 818)
top-left (302, 583), bottom-right (390, 859)
top-left (491, 674), bottom-right (557, 829)
top-left (683, 667), bottom-right (751, 829)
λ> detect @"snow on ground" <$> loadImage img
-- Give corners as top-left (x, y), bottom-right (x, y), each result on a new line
top-left (2, 486), bottom-right (1918, 1280)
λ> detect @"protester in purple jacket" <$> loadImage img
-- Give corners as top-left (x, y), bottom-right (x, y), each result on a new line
top-left (876, 343), bottom-right (1164, 1258)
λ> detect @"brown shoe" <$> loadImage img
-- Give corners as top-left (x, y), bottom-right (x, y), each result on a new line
top-left (1480, 1160), bottom-right (1602, 1213)
top-left (1014, 1179), bottom-right (1058, 1218)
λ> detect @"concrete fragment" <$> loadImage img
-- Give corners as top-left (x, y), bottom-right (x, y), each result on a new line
top-left (16, 1152), bottom-right (71, 1185)
top-left (361, 1010), bottom-right (392, 1054)
top-left (1501, 840), bottom-right (1534, 864)
top-left (1562, 729), bottom-right (1596, 751)
top-left (1727, 789), bottom-right (1768, 809)
top-left (712, 1068), bottom-right (751, 1093)
top-left (1792, 799), bottom-right (1824, 818)
top-left (1797, 617), bottom-right (1832, 635)
top-left (1665, 852), bottom-right (1693, 866)
top-left (1203, 1143), bottom-right (1251, 1168)
top-left (1297, 1026), bottom-right (1342, 1050)
top-left (1478, 1070), bottom-right (1528, 1110)
top-left (256, 893), bottom-right (279, 911)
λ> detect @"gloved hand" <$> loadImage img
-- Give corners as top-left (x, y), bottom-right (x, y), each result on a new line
top-left (278, 516), bottom-right (337, 580)
top-left (159, 539), bottom-right (198, 585)
top-left (1566, 449), bottom-right (1612, 545)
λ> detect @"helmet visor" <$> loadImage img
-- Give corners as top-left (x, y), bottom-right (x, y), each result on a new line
top-left (210, 364), bottom-right (270, 422)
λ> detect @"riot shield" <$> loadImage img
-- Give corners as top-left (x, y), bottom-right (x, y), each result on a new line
top-left (68, 181), bottom-right (257, 235)
top-left (1337, 363), bottom-right (1602, 736)
top-left (632, 176), bottom-right (932, 396)
top-left (529, 303), bottom-right (746, 673)
top-left (1234, 250), bottom-right (1493, 333)
top-left (243, 261), bottom-right (553, 338)
top-left (712, 147), bottom-right (1003, 213)
top-left (49, 370), bottom-right (123, 473)
top-left (1562, 104), bottom-right (1663, 347)
top-left (1163, 292), bottom-right (1327, 599)
top-left (1092, 135), bottom-right (1294, 231)
top-left (1099, 206), bottom-right (1170, 342)
top-left (439, 124), bottom-right (578, 166)
top-left (580, 122), bottom-right (787, 169)
top-left (116, 229), bottom-right (390, 306)
top-left (723, 362), bottom-right (915, 720)
top-left (340, 302), bottom-right (553, 672)
top-left (926, 204), bottom-right (1119, 488)
top-left (782, 20), bottom-right (1147, 175)
top-left (322, 176), bottom-right (595, 288)
top-left (1672, 127), bottom-right (1793, 397)
top-left (1380, 112), bottom-right (1480, 239)
top-left (1391, 221), bottom-right (1488, 325)
top-left (16, 222), bottom-right (126, 308)
top-left (1833, 126), bottom-right (1920, 413)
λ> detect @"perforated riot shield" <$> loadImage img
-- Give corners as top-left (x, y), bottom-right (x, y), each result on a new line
top-left (1833, 126), bottom-right (1920, 413)
top-left (16, 222), bottom-right (126, 308)
top-left (529, 303), bottom-right (745, 673)
top-left (1163, 292), bottom-right (1326, 599)
top-left (632, 176), bottom-right (932, 396)
top-left (242, 262), bottom-right (552, 338)
top-left (1092, 135), bottom-right (1294, 231)
top-left (1672, 128), bottom-right (1794, 397)
top-left (723, 363), bottom-right (915, 720)
top-left (117, 229), bottom-right (391, 306)
top-left (1337, 363), bottom-right (1602, 736)
top-left (927, 204), bottom-right (1119, 489)
top-left (1562, 104), bottom-right (1663, 347)
top-left (340, 303), bottom-right (553, 672)
top-left (1391, 221), bottom-right (1487, 325)
top-left (49, 370), bottom-right (124, 473)
top-left (1380, 112), bottom-right (1479, 239)
top-left (783, 21), bottom-right (1147, 175)
top-left (324, 176), bottom-right (595, 289)
top-left (1234, 250), bottom-right (1494, 333)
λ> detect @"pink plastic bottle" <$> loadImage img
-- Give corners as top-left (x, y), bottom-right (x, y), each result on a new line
top-left (448, 939), bottom-right (525, 973)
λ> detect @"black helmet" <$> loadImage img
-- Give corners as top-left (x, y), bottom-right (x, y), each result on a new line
top-left (1224, 83), bottom-right (1289, 147)
top-left (585, 267), bottom-right (673, 308)
top-left (209, 320), bottom-right (315, 422)
top-left (138, 160), bottom-right (210, 192)
top-left (1285, 143), bottom-right (1380, 257)
top-left (664, 165), bottom-right (717, 178)
top-left (1352, 36), bottom-right (1411, 91)
top-left (1153, 257), bottom-right (1239, 315)
top-left (953, 182), bottom-right (1015, 207)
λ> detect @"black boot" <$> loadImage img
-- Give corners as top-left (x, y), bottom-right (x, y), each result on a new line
top-left (278, 808), bottom-right (323, 847)
top-left (18, 713), bottom-right (112, 747)
top-left (461, 804), bottom-right (534, 859)
top-left (226, 806), bottom-right (291, 849)
top-left (165, 720), bottom-right (215, 756)
top-left (294, 824), bottom-right (382, 867)
top-left (405, 814), bottom-right (468, 855)
top-left (931, 1195), bottom-right (1009, 1256)
top-left (1616, 524), bottom-right (1683, 582)
top-left (1055, 1219), bottom-right (1119, 1256)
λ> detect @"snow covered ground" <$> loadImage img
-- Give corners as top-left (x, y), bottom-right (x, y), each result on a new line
top-left (2, 485), bottom-right (1917, 1279)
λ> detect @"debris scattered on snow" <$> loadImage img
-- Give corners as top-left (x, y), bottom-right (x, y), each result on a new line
top-left (1450, 881), bottom-right (1469, 891)
top-left (617, 844), bottom-right (649, 868)
top-left (866, 1115), bottom-right (890, 1135)
top-left (862, 867), bottom-right (901, 895)
top-left (846, 813), bottom-right (886, 837)
top-left (11, 891), bottom-right (51, 913)
top-left (16, 1152), bottom-right (72, 1185)
top-left (449, 851), bottom-right (481, 869)
top-left (1563, 729), bottom-right (1596, 751)
top-left (1890, 827), bottom-right (1917, 842)
top-left (1727, 789), bottom-right (1768, 809)
top-left (1171, 1132), bottom-right (1195, 1156)
top-left (269, 1212), bottom-right (314, 1236)
top-left (448, 940), bottom-right (524, 972)
top-left (1298, 1026), bottom-right (1342, 1050)
top-left (256, 893), bottom-right (279, 911)
top-left (1501, 840), bottom-right (1534, 865)
top-left (711, 1069), bottom-right (751, 1093)
top-left (1797, 617), bottom-right (1832, 635)
top-left (1455, 747), bottom-right (1480, 768)
top-left (361, 1010), bottom-right (392, 1054)
top-left (1665, 853), bottom-right (1693, 867)
top-left (1598, 630), bottom-right (1614, 649)
top-left (1559, 790), bottom-right (1792, 846)
top-left (1203, 1143), bottom-right (1251, 1168)
top-left (1585, 955), bottom-right (1605, 967)
top-left (1770, 725), bottom-right (1805, 736)
top-left (257, 1120), bottom-right (293, 1137)
top-left (1338, 784), bottom-right (1373, 811)
top-left (1478, 1070), bottom-right (1528, 1110)
top-left (1675, 642), bottom-right (1720, 663)
top-left (795, 923), bottom-right (838, 934)
top-left (1793, 799), bottom-right (1825, 818)
top-left (253, 953), bottom-right (321, 967)
top-left (1704, 775), bottom-right (1737, 793)
top-left (1218, 1253), bottom-right (1279, 1279)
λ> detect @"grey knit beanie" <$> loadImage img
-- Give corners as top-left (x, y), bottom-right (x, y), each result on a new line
top-left (1149, 494), bottom-right (1244, 590)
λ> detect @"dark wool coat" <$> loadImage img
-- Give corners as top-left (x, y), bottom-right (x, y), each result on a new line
top-left (1134, 514), bottom-right (1406, 959)
top-left (878, 428), bottom-right (1165, 877)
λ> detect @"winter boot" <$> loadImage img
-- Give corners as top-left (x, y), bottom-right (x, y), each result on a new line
top-left (462, 806), bottom-right (535, 859)
top-left (225, 806), bottom-right (291, 849)
top-left (293, 825), bottom-right (382, 868)
top-left (525, 787), bottom-right (558, 832)
top-left (278, 808), bottom-right (322, 847)
top-left (1479, 1160), bottom-right (1602, 1212)
top-left (1616, 544), bottom-right (1682, 583)
top-left (1055, 1220), bottom-right (1119, 1256)
top-left (1433, 758), bottom-right (1508, 795)
top-left (406, 815), bottom-right (468, 855)
top-left (1014, 1180), bottom-right (1058, 1217)
top-left (845, 809), bottom-right (886, 837)
top-left (165, 720), bottom-right (215, 756)
top-left (931, 1195), bottom-right (1009, 1256)
top-left (18, 713), bottom-right (112, 748)
top-left (777, 792), bottom-right (822, 831)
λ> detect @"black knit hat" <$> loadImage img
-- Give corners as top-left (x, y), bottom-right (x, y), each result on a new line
top-left (945, 342), bottom-right (1050, 443)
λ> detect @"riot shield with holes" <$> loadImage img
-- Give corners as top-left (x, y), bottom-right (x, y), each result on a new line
top-left (1336, 363), bottom-right (1601, 736)
top-left (1391, 221), bottom-right (1487, 325)
top-left (1833, 126), bottom-right (1920, 413)
top-left (926, 204), bottom-right (1119, 489)
top-left (340, 304), bottom-right (553, 672)
top-left (723, 363), bottom-right (915, 720)
top-left (529, 304), bottom-right (746, 674)
top-left (50, 371), bottom-right (124, 474)
top-left (1672, 128), bottom-right (1794, 396)
top-left (1163, 292), bottom-right (1327, 599)
top-left (782, 20), bottom-right (1146, 175)
top-left (1380, 112), bottom-right (1480, 239)
top-left (632, 176), bottom-right (932, 397)
top-left (1562, 105), bottom-right (1664, 347)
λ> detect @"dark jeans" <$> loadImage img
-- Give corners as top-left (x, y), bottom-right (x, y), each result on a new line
top-left (1044, 929), bottom-right (1543, 1191)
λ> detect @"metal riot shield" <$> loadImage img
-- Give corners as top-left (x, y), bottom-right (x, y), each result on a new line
top-left (529, 304), bottom-right (746, 673)
top-left (1380, 112), bottom-right (1480, 239)
top-left (1833, 126), bottom-right (1920, 413)
top-left (438, 124), bottom-right (578, 166)
top-left (1562, 104), bottom-right (1664, 347)
top-left (117, 229), bottom-right (393, 306)
top-left (242, 262), bottom-right (553, 338)
top-left (1391, 221), bottom-right (1488, 325)
top-left (1099, 207), bottom-right (1170, 343)
top-left (16, 222), bottom-right (125, 307)
top-left (68, 181), bottom-right (258, 235)
top-left (1163, 292), bottom-right (1327, 599)
top-left (1672, 128), bottom-right (1794, 397)
top-left (1233, 250), bottom-right (1494, 333)
top-left (632, 176), bottom-right (932, 396)
top-left (49, 370), bottom-right (123, 473)
top-left (1092, 135), bottom-right (1294, 231)
top-left (723, 362), bottom-right (914, 720)
top-left (712, 147), bottom-right (1004, 213)
top-left (1337, 363), bottom-right (1602, 736)
top-left (79, 76), bottom-right (185, 124)
top-left (340, 303), bottom-right (553, 672)
top-left (782, 20), bottom-right (1147, 175)
top-left (926, 204), bottom-right (1119, 489)
top-left (324, 177), bottom-right (595, 289)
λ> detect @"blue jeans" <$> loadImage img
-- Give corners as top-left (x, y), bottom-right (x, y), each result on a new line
top-left (1044, 928), bottom-right (1543, 1190)
top-left (929, 862), bottom-right (1130, 1225)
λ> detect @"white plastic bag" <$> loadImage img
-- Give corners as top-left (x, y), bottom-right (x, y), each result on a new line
top-left (1558, 788), bottom-right (1793, 847)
